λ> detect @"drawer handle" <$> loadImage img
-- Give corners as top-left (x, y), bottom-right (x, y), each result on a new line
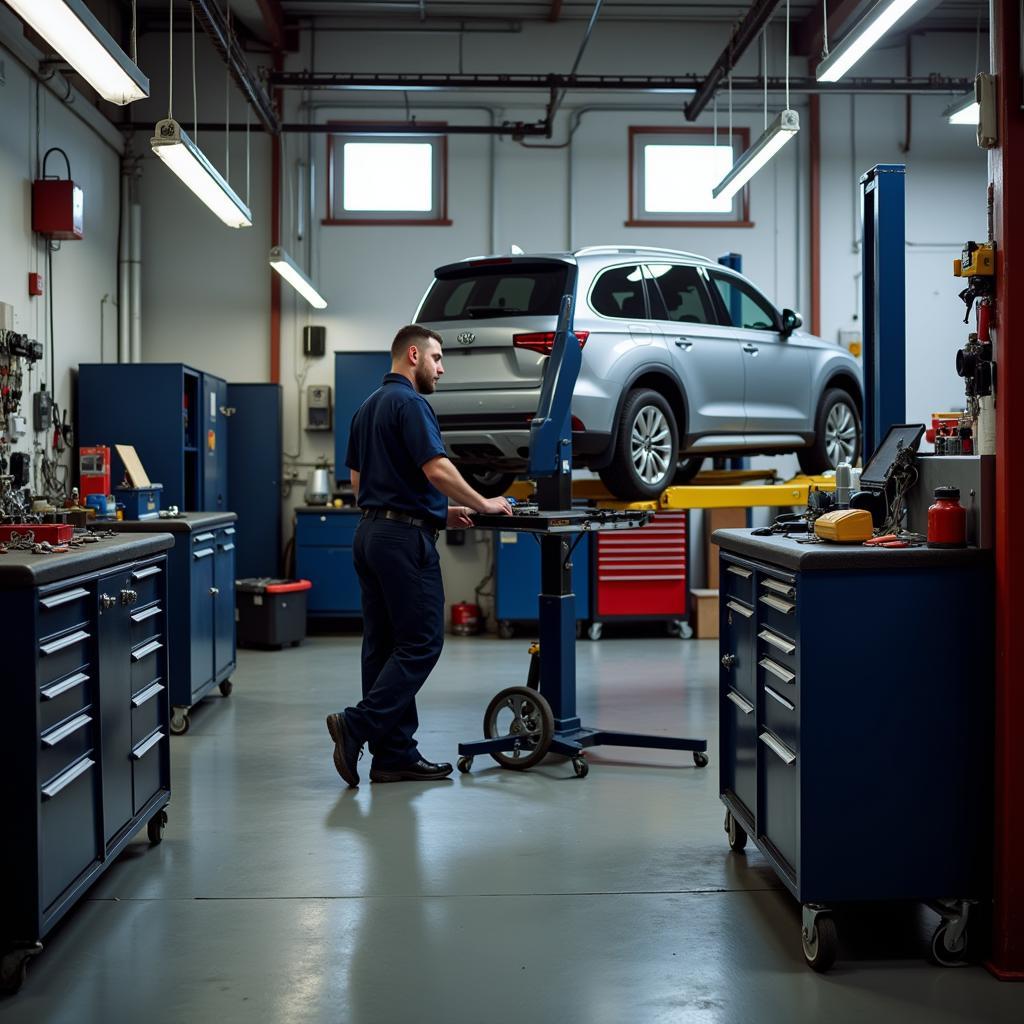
top-left (760, 657), bottom-right (796, 684)
top-left (759, 629), bottom-right (796, 655)
top-left (41, 671), bottom-right (89, 701)
top-left (727, 690), bottom-right (754, 715)
top-left (726, 566), bottom-right (752, 579)
top-left (131, 605), bottom-right (162, 624)
top-left (598, 574), bottom-right (684, 582)
top-left (726, 600), bottom-right (753, 619)
top-left (223, 527), bottom-right (236, 535)
top-left (765, 685), bottom-right (795, 711)
top-left (761, 577), bottom-right (796, 598)
top-left (41, 757), bottom-right (95, 800)
top-left (41, 713), bottom-right (92, 748)
top-left (132, 730), bottom-right (165, 760)
top-left (759, 594), bottom-right (795, 615)
top-left (132, 565), bottom-right (162, 581)
top-left (218, 542), bottom-right (235, 552)
top-left (132, 681), bottom-right (165, 707)
top-left (194, 532), bottom-right (216, 542)
top-left (193, 548), bottom-right (214, 560)
top-left (39, 587), bottom-right (89, 609)
top-left (759, 731), bottom-right (797, 765)
top-left (131, 639), bottom-right (164, 662)
top-left (40, 629), bottom-right (90, 656)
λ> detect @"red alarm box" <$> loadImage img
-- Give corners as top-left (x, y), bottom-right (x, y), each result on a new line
top-left (32, 179), bottom-right (84, 240)
top-left (79, 445), bottom-right (111, 500)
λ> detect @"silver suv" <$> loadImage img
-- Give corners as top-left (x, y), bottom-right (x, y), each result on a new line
top-left (415, 246), bottom-right (863, 501)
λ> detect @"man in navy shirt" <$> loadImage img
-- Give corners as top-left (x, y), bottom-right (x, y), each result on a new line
top-left (327, 324), bottom-right (513, 786)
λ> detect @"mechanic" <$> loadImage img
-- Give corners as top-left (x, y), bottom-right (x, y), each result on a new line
top-left (327, 324), bottom-right (513, 786)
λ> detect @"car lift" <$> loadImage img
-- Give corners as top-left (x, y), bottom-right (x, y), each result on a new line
top-left (458, 271), bottom-right (709, 779)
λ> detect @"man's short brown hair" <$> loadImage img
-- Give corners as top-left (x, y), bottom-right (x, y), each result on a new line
top-left (391, 324), bottom-right (443, 360)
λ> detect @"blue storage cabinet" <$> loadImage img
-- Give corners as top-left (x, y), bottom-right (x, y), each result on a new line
top-left (494, 529), bottom-right (591, 638)
top-left (334, 351), bottom-right (391, 485)
top-left (0, 534), bottom-right (174, 992)
top-left (714, 529), bottom-right (992, 970)
top-left (78, 363), bottom-right (228, 512)
top-left (104, 513), bottom-right (237, 735)
top-left (294, 508), bottom-right (362, 616)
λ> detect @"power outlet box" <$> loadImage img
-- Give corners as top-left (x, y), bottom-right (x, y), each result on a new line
top-left (305, 385), bottom-right (332, 432)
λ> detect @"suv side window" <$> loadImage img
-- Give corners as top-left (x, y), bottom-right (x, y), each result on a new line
top-left (590, 265), bottom-right (647, 319)
top-left (646, 264), bottom-right (715, 324)
top-left (708, 271), bottom-right (779, 331)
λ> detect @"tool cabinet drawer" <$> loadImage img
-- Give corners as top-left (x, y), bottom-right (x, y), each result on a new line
top-left (757, 627), bottom-right (798, 677)
top-left (720, 596), bottom-right (756, 700)
top-left (296, 513), bottom-right (359, 547)
top-left (131, 680), bottom-right (166, 746)
top-left (39, 669), bottom-right (91, 733)
top-left (761, 682), bottom-right (798, 752)
top-left (131, 729), bottom-right (166, 814)
top-left (722, 688), bottom-right (757, 818)
top-left (129, 563), bottom-right (164, 608)
top-left (40, 755), bottom-right (100, 911)
top-left (721, 560), bottom-right (754, 604)
top-left (37, 628), bottom-right (92, 689)
top-left (39, 711), bottom-right (95, 798)
top-left (759, 730), bottom-right (798, 873)
top-left (37, 584), bottom-right (93, 643)
top-left (130, 602), bottom-right (164, 648)
top-left (130, 637), bottom-right (165, 692)
top-left (758, 653), bottom-right (797, 695)
top-left (757, 587), bottom-right (797, 642)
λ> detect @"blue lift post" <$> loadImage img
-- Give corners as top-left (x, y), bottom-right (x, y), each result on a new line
top-left (860, 164), bottom-right (907, 457)
top-left (457, 270), bottom-right (708, 773)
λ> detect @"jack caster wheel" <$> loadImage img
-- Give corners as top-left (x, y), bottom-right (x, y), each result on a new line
top-left (483, 685), bottom-right (554, 770)
top-left (572, 757), bottom-right (589, 779)
top-left (457, 756), bottom-right (473, 774)
top-left (587, 622), bottom-right (603, 642)
top-left (802, 914), bottom-right (838, 973)
top-left (724, 810), bottom-right (748, 852)
top-left (929, 923), bottom-right (969, 967)
top-left (693, 751), bottom-right (709, 768)
top-left (0, 943), bottom-right (43, 994)
top-left (169, 708), bottom-right (190, 736)
top-left (147, 809), bottom-right (168, 844)
top-left (219, 678), bottom-right (234, 697)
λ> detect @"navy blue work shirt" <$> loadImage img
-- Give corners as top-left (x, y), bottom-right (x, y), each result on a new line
top-left (345, 373), bottom-right (448, 528)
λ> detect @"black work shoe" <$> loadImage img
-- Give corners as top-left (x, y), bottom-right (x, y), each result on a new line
top-left (369, 758), bottom-right (454, 783)
top-left (326, 713), bottom-right (362, 787)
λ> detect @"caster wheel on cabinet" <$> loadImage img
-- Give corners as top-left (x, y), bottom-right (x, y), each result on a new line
top-left (147, 809), bottom-right (168, 844)
top-left (483, 686), bottom-right (554, 770)
top-left (587, 622), bottom-right (603, 642)
top-left (0, 943), bottom-right (42, 994)
top-left (693, 751), bottom-right (710, 768)
top-left (572, 757), bottom-right (589, 779)
top-left (170, 708), bottom-right (190, 736)
top-left (929, 924), bottom-right (969, 967)
top-left (802, 915), bottom-right (838, 973)
top-left (457, 756), bottom-right (473, 774)
top-left (219, 678), bottom-right (234, 697)
top-left (724, 810), bottom-right (747, 852)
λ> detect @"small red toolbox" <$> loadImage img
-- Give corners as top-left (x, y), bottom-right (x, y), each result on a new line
top-left (0, 523), bottom-right (74, 544)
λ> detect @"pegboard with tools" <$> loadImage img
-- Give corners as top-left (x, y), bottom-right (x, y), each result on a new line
top-left (1, 308), bottom-right (43, 520)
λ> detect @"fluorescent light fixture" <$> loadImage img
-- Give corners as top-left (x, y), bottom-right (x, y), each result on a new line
top-left (945, 93), bottom-right (980, 125)
top-left (5, 0), bottom-right (149, 104)
top-left (816, 0), bottom-right (923, 83)
top-left (150, 119), bottom-right (252, 229)
top-left (712, 110), bottom-right (800, 201)
top-left (269, 247), bottom-right (328, 309)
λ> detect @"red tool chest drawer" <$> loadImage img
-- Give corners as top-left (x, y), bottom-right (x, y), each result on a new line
top-left (593, 511), bottom-right (687, 619)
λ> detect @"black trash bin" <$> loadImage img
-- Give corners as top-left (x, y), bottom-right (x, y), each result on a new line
top-left (236, 578), bottom-right (312, 649)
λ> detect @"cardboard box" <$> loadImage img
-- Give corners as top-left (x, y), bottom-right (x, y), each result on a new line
top-left (691, 588), bottom-right (719, 639)
top-left (706, 508), bottom-right (748, 588)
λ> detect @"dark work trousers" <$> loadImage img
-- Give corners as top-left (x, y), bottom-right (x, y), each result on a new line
top-left (342, 517), bottom-right (445, 768)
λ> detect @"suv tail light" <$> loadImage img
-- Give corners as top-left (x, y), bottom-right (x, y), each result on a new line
top-left (512, 330), bottom-right (589, 355)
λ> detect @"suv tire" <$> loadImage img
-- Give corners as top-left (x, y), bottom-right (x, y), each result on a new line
top-left (599, 389), bottom-right (679, 501)
top-left (458, 465), bottom-right (517, 499)
top-left (798, 388), bottom-right (862, 475)
top-left (673, 457), bottom-right (704, 485)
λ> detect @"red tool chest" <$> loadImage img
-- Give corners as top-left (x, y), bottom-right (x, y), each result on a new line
top-left (592, 510), bottom-right (687, 619)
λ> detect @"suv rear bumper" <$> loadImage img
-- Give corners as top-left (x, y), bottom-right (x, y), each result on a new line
top-left (443, 428), bottom-right (611, 468)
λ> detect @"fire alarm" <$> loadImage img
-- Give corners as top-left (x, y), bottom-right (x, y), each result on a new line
top-left (28, 272), bottom-right (43, 297)
top-left (32, 179), bottom-right (84, 240)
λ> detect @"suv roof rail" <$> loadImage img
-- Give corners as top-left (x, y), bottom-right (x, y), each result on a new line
top-left (573, 245), bottom-right (712, 263)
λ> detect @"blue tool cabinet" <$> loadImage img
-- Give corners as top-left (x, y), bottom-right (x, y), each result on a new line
top-left (334, 351), bottom-right (391, 485)
top-left (0, 534), bottom-right (174, 992)
top-left (714, 529), bottom-right (992, 972)
top-left (104, 513), bottom-right (237, 735)
top-left (294, 507), bottom-right (362, 616)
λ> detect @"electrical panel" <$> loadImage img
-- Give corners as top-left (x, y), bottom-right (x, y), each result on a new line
top-left (303, 326), bottom-right (326, 358)
top-left (306, 385), bottom-right (332, 432)
top-left (32, 179), bottom-right (84, 240)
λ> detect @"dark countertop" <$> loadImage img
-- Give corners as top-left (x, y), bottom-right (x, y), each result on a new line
top-left (0, 533), bottom-right (174, 589)
top-left (712, 528), bottom-right (992, 572)
top-left (296, 505), bottom-right (360, 515)
top-left (101, 511), bottom-right (238, 534)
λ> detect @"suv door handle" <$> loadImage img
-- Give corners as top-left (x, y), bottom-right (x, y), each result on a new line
top-left (674, 339), bottom-right (693, 351)
top-left (742, 343), bottom-right (759, 355)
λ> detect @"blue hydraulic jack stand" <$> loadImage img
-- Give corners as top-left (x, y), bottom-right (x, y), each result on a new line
top-left (457, 269), bottom-right (709, 779)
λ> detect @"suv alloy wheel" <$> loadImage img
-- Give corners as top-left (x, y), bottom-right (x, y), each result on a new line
top-left (599, 389), bottom-right (679, 501)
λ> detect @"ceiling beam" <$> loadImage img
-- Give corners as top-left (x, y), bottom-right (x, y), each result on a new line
top-left (683, 0), bottom-right (783, 121)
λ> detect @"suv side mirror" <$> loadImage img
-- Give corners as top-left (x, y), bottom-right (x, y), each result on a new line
top-left (781, 308), bottom-right (803, 336)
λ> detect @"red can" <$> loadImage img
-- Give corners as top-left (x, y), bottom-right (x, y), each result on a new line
top-left (927, 487), bottom-right (967, 548)
top-left (451, 601), bottom-right (481, 636)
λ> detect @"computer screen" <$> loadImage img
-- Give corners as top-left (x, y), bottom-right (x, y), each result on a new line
top-left (859, 424), bottom-right (926, 490)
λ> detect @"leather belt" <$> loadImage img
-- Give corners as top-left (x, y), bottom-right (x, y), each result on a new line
top-left (362, 508), bottom-right (439, 536)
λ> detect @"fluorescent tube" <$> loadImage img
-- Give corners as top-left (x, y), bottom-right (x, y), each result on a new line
top-left (5, 0), bottom-right (149, 104)
top-left (150, 119), bottom-right (252, 229)
top-left (712, 110), bottom-right (800, 201)
top-left (816, 0), bottom-right (923, 83)
top-left (269, 248), bottom-right (328, 309)
top-left (945, 94), bottom-right (980, 125)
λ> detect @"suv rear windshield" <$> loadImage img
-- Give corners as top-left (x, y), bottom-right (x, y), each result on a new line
top-left (419, 262), bottom-right (571, 321)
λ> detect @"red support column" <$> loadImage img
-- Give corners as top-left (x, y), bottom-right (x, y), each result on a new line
top-left (989, 0), bottom-right (1024, 979)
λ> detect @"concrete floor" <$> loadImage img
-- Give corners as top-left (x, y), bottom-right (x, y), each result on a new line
top-left (3, 634), bottom-right (1022, 1024)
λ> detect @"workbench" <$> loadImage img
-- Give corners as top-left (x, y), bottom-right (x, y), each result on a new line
top-left (713, 528), bottom-right (993, 971)
top-left (0, 533), bottom-right (174, 991)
